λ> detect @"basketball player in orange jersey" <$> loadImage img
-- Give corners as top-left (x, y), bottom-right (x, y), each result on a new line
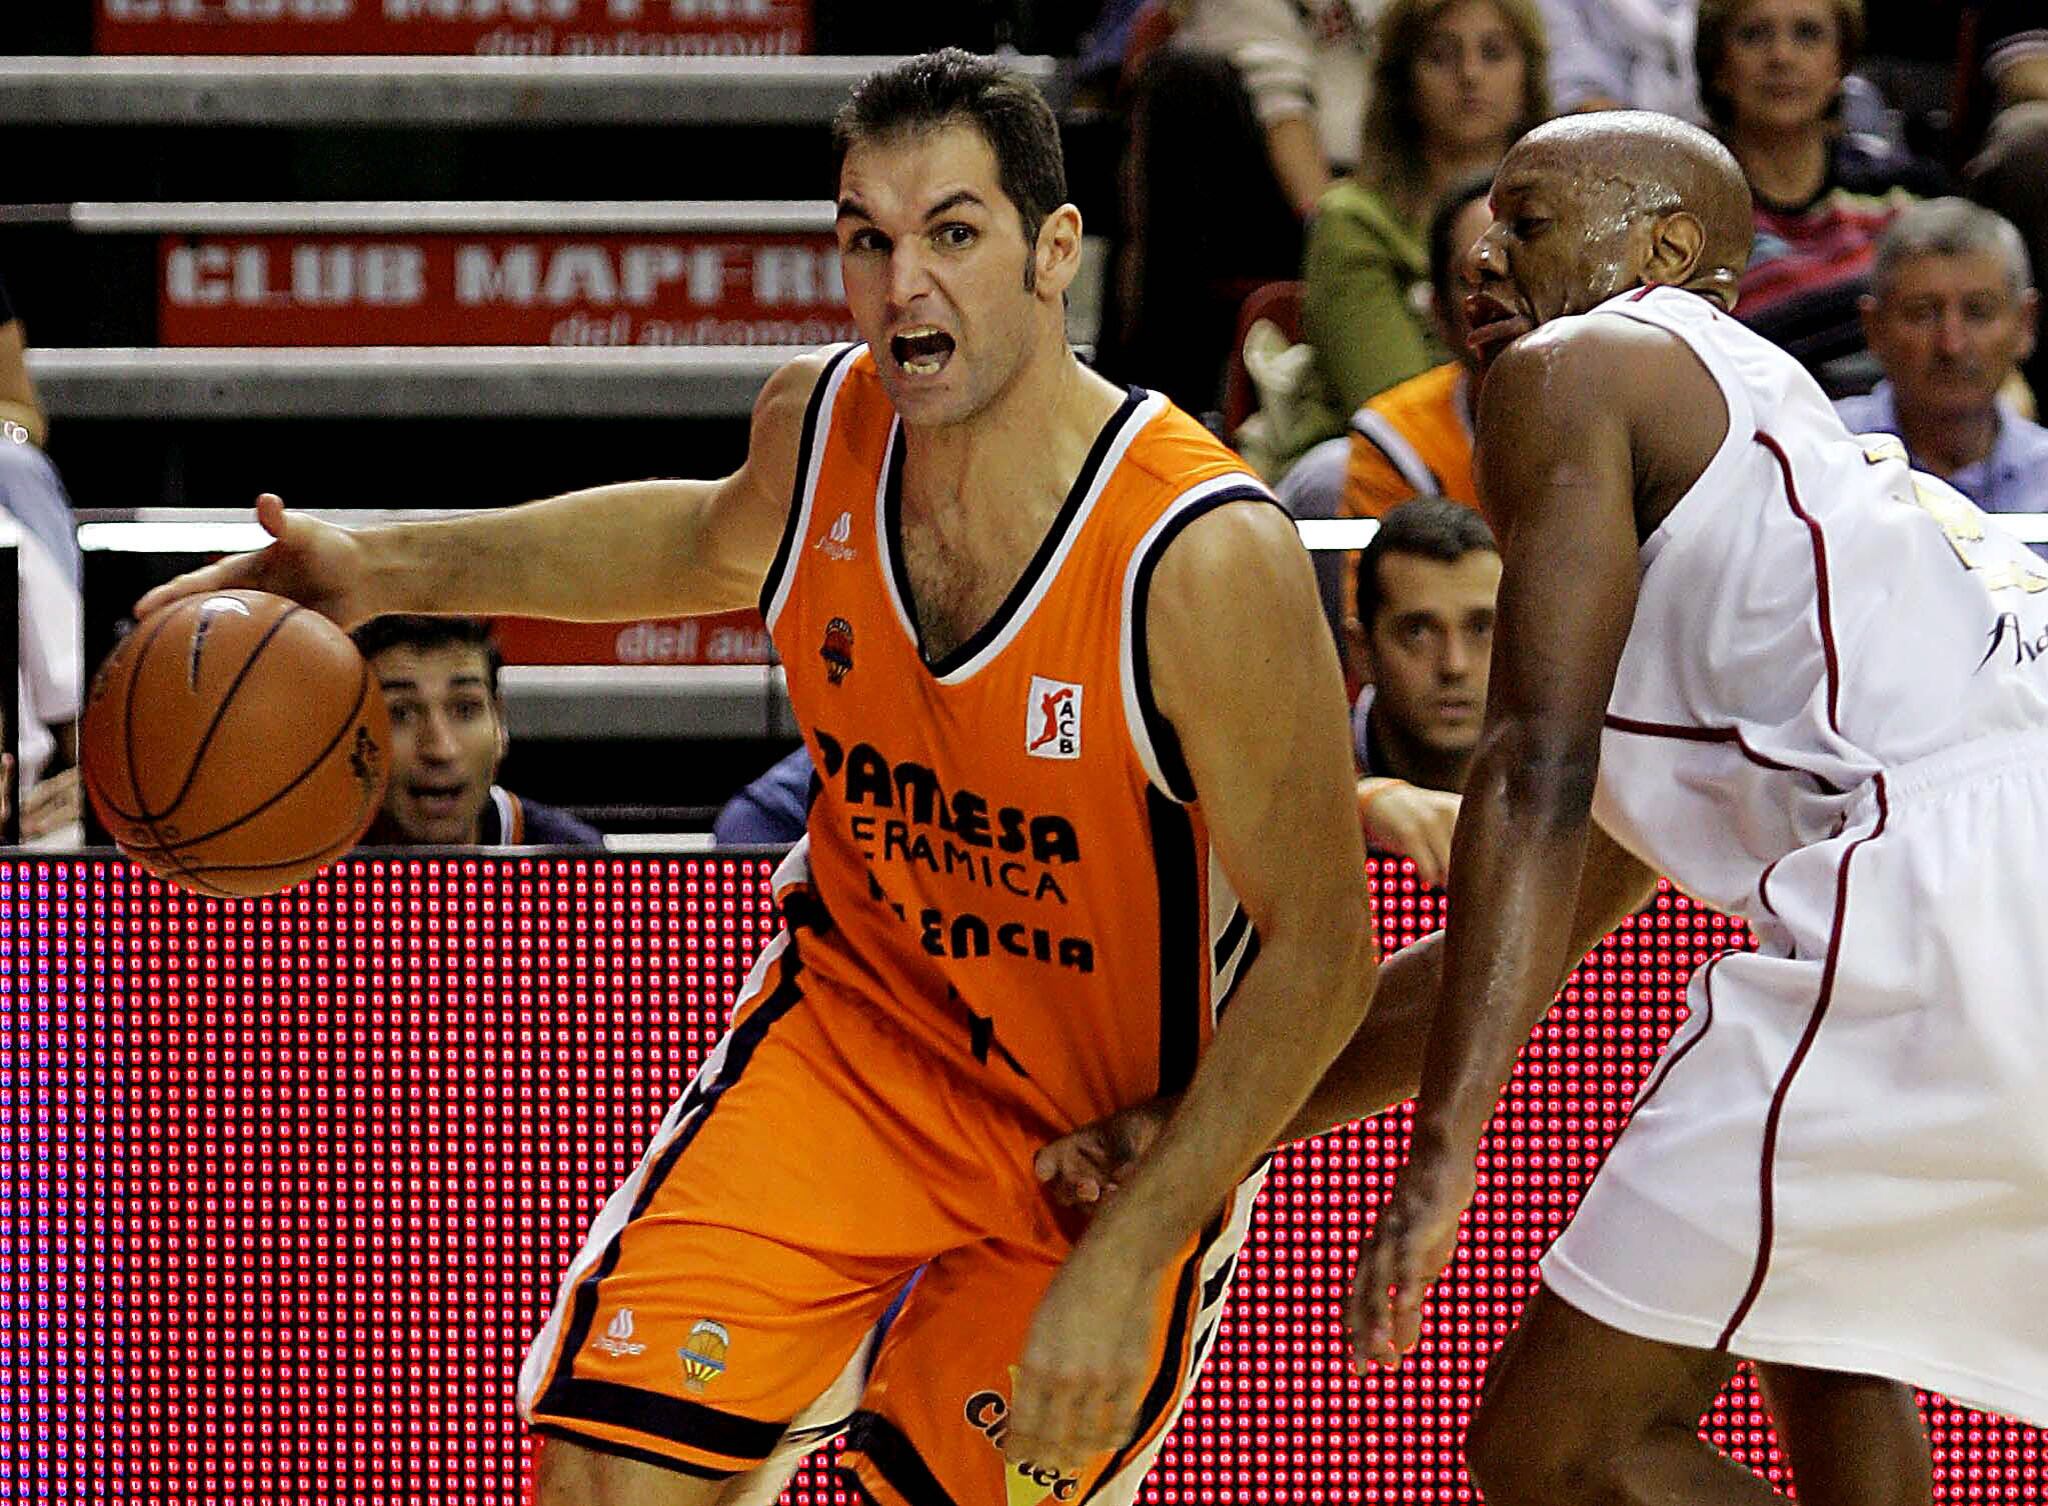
top-left (140, 50), bottom-right (1387, 1506)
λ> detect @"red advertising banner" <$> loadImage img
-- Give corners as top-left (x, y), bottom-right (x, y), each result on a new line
top-left (97, 0), bottom-right (810, 57)
top-left (492, 609), bottom-right (775, 664)
top-left (157, 233), bottom-right (854, 347)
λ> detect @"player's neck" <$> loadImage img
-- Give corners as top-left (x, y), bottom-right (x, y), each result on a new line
top-left (1895, 399), bottom-right (2001, 480)
top-left (897, 337), bottom-right (1125, 540)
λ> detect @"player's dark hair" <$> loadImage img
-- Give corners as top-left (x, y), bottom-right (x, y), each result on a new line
top-left (1428, 172), bottom-right (1497, 315)
top-left (350, 615), bottom-right (503, 699)
top-left (833, 49), bottom-right (1068, 290)
top-left (1357, 498), bottom-right (1499, 628)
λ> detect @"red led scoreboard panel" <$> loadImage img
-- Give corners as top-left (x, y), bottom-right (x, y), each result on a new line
top-left (15, 857), bottom-right (2043, 1502)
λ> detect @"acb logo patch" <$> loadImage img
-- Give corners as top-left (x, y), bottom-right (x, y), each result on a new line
top-left (1025, 676), bottom-right (1082, 760)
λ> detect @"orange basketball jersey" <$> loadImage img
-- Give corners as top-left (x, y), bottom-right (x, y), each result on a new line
top-left (758, 346), bottom-right (1276, 1134)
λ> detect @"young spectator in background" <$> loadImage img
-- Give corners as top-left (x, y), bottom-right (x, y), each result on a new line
top-left (350, 616), bottom-right (602, 847)
top-left (1344, 174), bottom-right (1493, 520)
top-left (1271, 0), bottom-right (1548, 473)
top-left (1275, 176), bottom-right (1490, 679)
top-left (1538, 0), bottom-right (1700, 118)
top-left (1345, 498), bottom-right (1499, 884)
top-left (1837, 199), bottom-right (2048, 555)
top-left (1113, 0), bottom-right (1382, 416)
top-left (1699, 0), bottom-right (1946, 394)
top-left (1965, 1), bottom-right (2048, 403)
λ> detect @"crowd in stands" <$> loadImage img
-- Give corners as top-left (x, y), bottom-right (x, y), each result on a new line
top-left (11, 3), bottom-right (2048, 852)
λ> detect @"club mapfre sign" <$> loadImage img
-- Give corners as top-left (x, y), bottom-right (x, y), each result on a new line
top-left (97, 0), bottom-right (810, 57)
top-left (158, 234), bottom-right (854, 346)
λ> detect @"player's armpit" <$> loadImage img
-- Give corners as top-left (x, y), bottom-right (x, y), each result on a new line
top-left (673, 348), bottom-right (835, 613)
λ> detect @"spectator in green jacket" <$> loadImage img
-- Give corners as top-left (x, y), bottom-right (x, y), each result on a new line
top-left (1271, 0), bottom-right (1550, 474)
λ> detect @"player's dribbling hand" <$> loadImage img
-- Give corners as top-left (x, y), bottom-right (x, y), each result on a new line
top-left (1346, 1137), bottom-right (1477, 1371)
top-left (1357, 779), bottom-right (1461, 887)
top-left (133, 493), bottom-right (377, 628)
top-left (1034, 1096), bottom-right (1178, 1215)
top-left (1005, 1238), bottom-right (1159, 1477)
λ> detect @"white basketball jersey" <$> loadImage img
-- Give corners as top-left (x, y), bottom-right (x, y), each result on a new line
top-left (1585, 285), bottom-right (2048, 919)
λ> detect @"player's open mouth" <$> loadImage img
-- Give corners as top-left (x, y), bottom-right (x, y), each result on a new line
top-left (410, 783), bottom-right (468, 814)
top-left (890, 326), bottom-right (955, 376)
top-left (1464, 292), bottom-right (1532, 358)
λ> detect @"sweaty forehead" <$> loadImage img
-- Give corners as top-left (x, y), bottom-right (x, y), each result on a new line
top-left (1492, 146), bottom-right (1585, 204)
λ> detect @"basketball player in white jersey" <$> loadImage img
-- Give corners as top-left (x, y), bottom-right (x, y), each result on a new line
top-left (1341, 113), bottom-right (2048, 1502)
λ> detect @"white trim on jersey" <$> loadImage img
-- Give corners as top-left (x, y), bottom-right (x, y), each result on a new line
top-left (1117, 470), bottom-right (1277, 797)
top-left (763, 345), bottom-right (862, 635)
top-left (517, 925), bottom-right (794, 1418)
top-left (871, 416), bottom-right (921, 647)
top-left (1086, 1161), bottom-right (1270, 1506)
top-left (932, 389), bottom-right (1169, 687)
top-left (1206, 852), bottom-right (1256, 1025)
top-left (1349, 406), bottom-right (1439, 497)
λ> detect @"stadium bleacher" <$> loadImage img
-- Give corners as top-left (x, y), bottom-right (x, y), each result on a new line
top-left (0, 17), bottom-right (1098, 834)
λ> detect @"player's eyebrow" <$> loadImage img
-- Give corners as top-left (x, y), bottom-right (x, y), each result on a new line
top-left (835, 189), bottom-right (990, 224)
top-left (921, 189), bottom-right (987, 221)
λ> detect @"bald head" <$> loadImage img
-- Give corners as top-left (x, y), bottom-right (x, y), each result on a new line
top-left (1505, 112), bottom-right (1754, 300)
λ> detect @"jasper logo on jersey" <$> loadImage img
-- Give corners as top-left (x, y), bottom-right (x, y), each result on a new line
top-left (821, 617), bottom-right (855, 684)
top-left (596, 1308), bottom-right (645, 1358)
top-left (1026, 677), bottom-right (1082, 760)
top-left (815, 510), bottom-right (858, 561)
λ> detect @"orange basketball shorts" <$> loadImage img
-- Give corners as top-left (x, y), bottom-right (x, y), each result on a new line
top-left (517, 930), bottom-right (1259, 1505)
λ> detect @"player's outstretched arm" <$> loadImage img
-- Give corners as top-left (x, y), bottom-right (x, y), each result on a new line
top-left (1349, 325), bottom-right (1650, 1373)
top-left (1006, 497), bottom-right (1375, 1473)
top-left (134, 351), bottom-right (829, 628)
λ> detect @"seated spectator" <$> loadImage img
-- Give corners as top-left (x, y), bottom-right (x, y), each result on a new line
top-left (1965, 0), bottom-right (2048, 403)
top-left (1348, 496), bottom-right (1499, 787)
top-left (713, 745), bottom-right (812, 846)
top-left (1271, 0), bottom-right (1550, 473)
top-left (1539, 0), bottom-right (1701, 119)
top-left (1698, 0), bottom-right (1948, 394)
top-left (1837, 199), bottom-right (2048, 555)
top-left (1344, 172), bottom-right (1494, 521)
top-left (1344, 498), bottom-right (1499, 883)
top-left (1111, 0), bottom-right (1380, 416)
top-left (1174, 0), bottom-right (1383, 215)
top-left (0, 271), bottom-right (80, 591)
top-left (1540, 0), bottom-right (1897, 134)
top-left (0, 268), bottom-right (82, 845)
top-left (11, 521), bottom-right (80, 846)
top-left (350, 616), bottom-right (602, 847)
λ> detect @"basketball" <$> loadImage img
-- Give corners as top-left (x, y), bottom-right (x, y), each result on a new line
top-left (79, 589), bottom-right (391, 898)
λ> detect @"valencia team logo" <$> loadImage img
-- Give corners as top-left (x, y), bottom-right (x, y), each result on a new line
top-left (821, 617), bottom-right (855, 684)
